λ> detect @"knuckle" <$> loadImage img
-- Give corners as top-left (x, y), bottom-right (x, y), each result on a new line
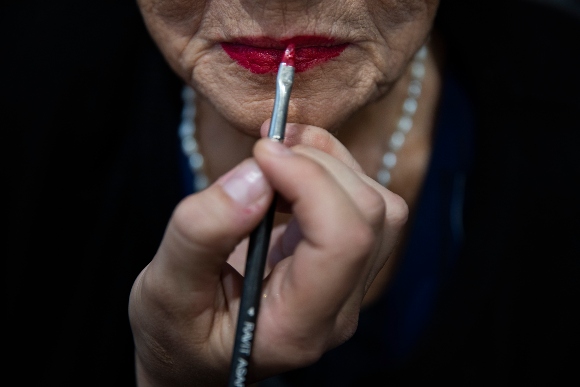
top-left (286, 335), bottom-right (327, 367)
top-left (358, 184), bottom-right (387, 227)
top-left (332, 313), bottom-right (359, 348)
top-left (291, 126), bottom-right (334, 153)
top-left (263, 315), bottom-right (329, 369)
top-left (171, 195), bottom-right (200, 236)
top-left (170, 193), bottom-right (237, 253)
top-left (386, 192), bottom-right (409, 229)
top-left (308, 130), bottom-right (334, 153)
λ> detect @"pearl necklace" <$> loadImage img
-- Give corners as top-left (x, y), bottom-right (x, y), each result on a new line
top-left (179, 45), bottom-right (428, 193)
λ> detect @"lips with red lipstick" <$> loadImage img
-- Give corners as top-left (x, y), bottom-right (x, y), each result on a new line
top-left (221, 36), bottom-right (349, 74)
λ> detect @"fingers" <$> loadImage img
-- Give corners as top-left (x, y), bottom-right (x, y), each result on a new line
top-left (253, 139), bottom-right (383, 322)
top-left (289, 144), bottom-right (408, 286)
top-left (261, 120), bottom-right (408, 289)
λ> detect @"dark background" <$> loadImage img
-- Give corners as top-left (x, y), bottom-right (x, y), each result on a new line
top-left (3, 1), bottom-right (579, 385)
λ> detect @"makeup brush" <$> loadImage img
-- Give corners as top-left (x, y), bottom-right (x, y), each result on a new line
top-left (227, 44), bottom-right (295, 387)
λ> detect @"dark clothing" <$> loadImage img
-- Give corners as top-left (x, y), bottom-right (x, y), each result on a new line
top-left (3, 1), bottom-right (580, 386)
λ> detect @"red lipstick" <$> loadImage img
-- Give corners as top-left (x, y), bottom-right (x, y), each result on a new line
top-left (221, 36), bottom-right (348, 74)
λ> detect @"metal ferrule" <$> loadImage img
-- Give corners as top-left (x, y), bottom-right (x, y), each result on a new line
top-left (267, 63), bottom-right (295, 142)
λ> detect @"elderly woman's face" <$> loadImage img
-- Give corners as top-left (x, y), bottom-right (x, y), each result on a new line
top-left (138, 0), bottom-right (439, 134)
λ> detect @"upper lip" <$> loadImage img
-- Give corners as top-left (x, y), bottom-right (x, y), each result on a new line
top-left (225, 35), bottom-right (347, 49)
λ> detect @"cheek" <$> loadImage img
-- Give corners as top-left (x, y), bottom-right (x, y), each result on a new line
top-left (361, 1), bottom-right (436, 86)
top-left (138, 0), bottom-right (206, 25)
top-left (137, 0), bottom-right (210, 80)
top-left (369, 0), bottom-right (438, 50)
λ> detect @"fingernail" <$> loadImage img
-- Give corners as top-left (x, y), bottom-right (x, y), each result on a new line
top-left (263, 138), bottom-right (294, 155)
top-left (219, 159), bottom-right (269, 206)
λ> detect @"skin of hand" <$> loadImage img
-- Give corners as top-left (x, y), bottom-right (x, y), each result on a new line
top-left (129, 123), bottom-right (408, 385)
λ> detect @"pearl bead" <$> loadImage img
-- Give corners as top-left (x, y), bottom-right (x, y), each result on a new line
top-left (179, 121), bottom-right (194, 138)
top-left (411, 62), bottom-right (426, 80)
top-left (390, 131), bottom-right (406, 151)
top-left (397, 116), bottom-right (413, 133)
top-left (181, 136), bottom-right (198, 154)
top-left (195, 175), bottom-right (209, 192)
top-left (415, 45), bottom-right (428, 61)
top-left (383, 152), bottom-right (397, 169)
top-left (377, 170), bottom-right (392, 186)
top-left (403, 97), bottom-right (418, 115)
top-left (408, 79), bottom-right (422, 99)
top-left (188, 153), bottom-right (204, 170)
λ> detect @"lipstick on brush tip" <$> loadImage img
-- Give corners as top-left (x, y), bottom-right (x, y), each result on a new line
top-left (281, 43), bottom-right (295, 67)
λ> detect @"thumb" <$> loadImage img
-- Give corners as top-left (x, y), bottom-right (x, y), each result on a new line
top-left (150, 158), bottom-right (274, 294)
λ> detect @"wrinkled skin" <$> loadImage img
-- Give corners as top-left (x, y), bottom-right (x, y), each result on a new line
top-left (137, 0), bottom-right (438, 133)
top-left (129, 1), bottom-right (438, 385)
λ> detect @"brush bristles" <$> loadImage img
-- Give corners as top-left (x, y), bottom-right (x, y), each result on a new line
top-left (281, 44), bottom-right (295, 67)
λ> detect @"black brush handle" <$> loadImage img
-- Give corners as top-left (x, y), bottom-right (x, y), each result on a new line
top-left (227, 196), bottom-right (277, 387)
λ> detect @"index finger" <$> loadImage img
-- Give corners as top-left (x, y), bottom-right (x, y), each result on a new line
top-left (253, 138), bottom-right (375, 321)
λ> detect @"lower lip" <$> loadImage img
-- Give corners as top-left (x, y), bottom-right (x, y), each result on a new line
top-left (221, 38), bottom-right (348, 74)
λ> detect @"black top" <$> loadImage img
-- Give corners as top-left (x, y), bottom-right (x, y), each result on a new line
top-left (3, 1), bottom-right (580, 386)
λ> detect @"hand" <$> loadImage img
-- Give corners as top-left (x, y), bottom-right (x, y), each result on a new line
top-left (129, 123), bottom-right (408, 386)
